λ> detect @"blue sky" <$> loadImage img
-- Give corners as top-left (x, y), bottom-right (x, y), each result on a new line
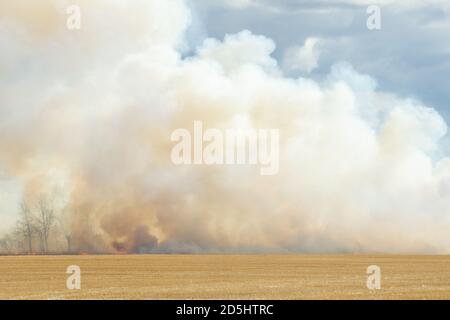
top-left (189, 0), bottom-right (450, 119)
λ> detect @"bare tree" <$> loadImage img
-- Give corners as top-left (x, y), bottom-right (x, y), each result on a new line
top-left (35, 197), bottom-right (55, 254)
top-left (16, 201), bottom-right (36, 254)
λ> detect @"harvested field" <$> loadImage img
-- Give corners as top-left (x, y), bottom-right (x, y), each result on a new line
top-left (0, 255), bottom-right (449, 299)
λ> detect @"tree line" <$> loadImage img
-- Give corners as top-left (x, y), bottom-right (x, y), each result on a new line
top-left (0, 195), bottom-right (73, 255)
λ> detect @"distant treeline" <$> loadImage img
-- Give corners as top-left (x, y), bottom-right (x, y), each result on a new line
top-left (0, 195), bottom-right (73, 255)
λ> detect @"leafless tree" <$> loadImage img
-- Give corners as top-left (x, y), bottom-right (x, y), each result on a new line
top-left (35, 197), bottom-right (55, 254)
top-left (16, 201), bottom-right (36, 254)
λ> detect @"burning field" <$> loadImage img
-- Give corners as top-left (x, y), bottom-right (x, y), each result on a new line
top-left (1, 254), bottom-right (450, 300)
top-left (2, 3), bottom-right (450, 303)
top-left (2, 0), bottom-right (450, 257)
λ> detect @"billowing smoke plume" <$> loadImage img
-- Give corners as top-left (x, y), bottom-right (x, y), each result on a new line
top-left (1, 0), bottom-right (450, 253)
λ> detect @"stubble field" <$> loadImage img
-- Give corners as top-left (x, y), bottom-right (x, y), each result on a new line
top-left (0, 255), bottom-right (450, 299)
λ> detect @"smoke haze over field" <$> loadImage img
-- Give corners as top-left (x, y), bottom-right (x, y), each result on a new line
top-left (1, 0), bottom-right (450, 253)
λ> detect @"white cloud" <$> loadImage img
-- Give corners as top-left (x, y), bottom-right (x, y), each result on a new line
top-left (196, 30), bottom-right (278, 73)
top-left (282, 37), bottom-right (321, 73)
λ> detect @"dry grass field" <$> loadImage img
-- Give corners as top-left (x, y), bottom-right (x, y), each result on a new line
top-left (1, 255), bottom-right (450, 299)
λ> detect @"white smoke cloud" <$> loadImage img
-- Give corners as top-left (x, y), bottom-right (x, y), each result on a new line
top-left (1, 0), bottom-right (450, 253)
top-left (283, 37), bottom-right (321, 73)
top-left (196, 30), bottom-right (278, 74)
